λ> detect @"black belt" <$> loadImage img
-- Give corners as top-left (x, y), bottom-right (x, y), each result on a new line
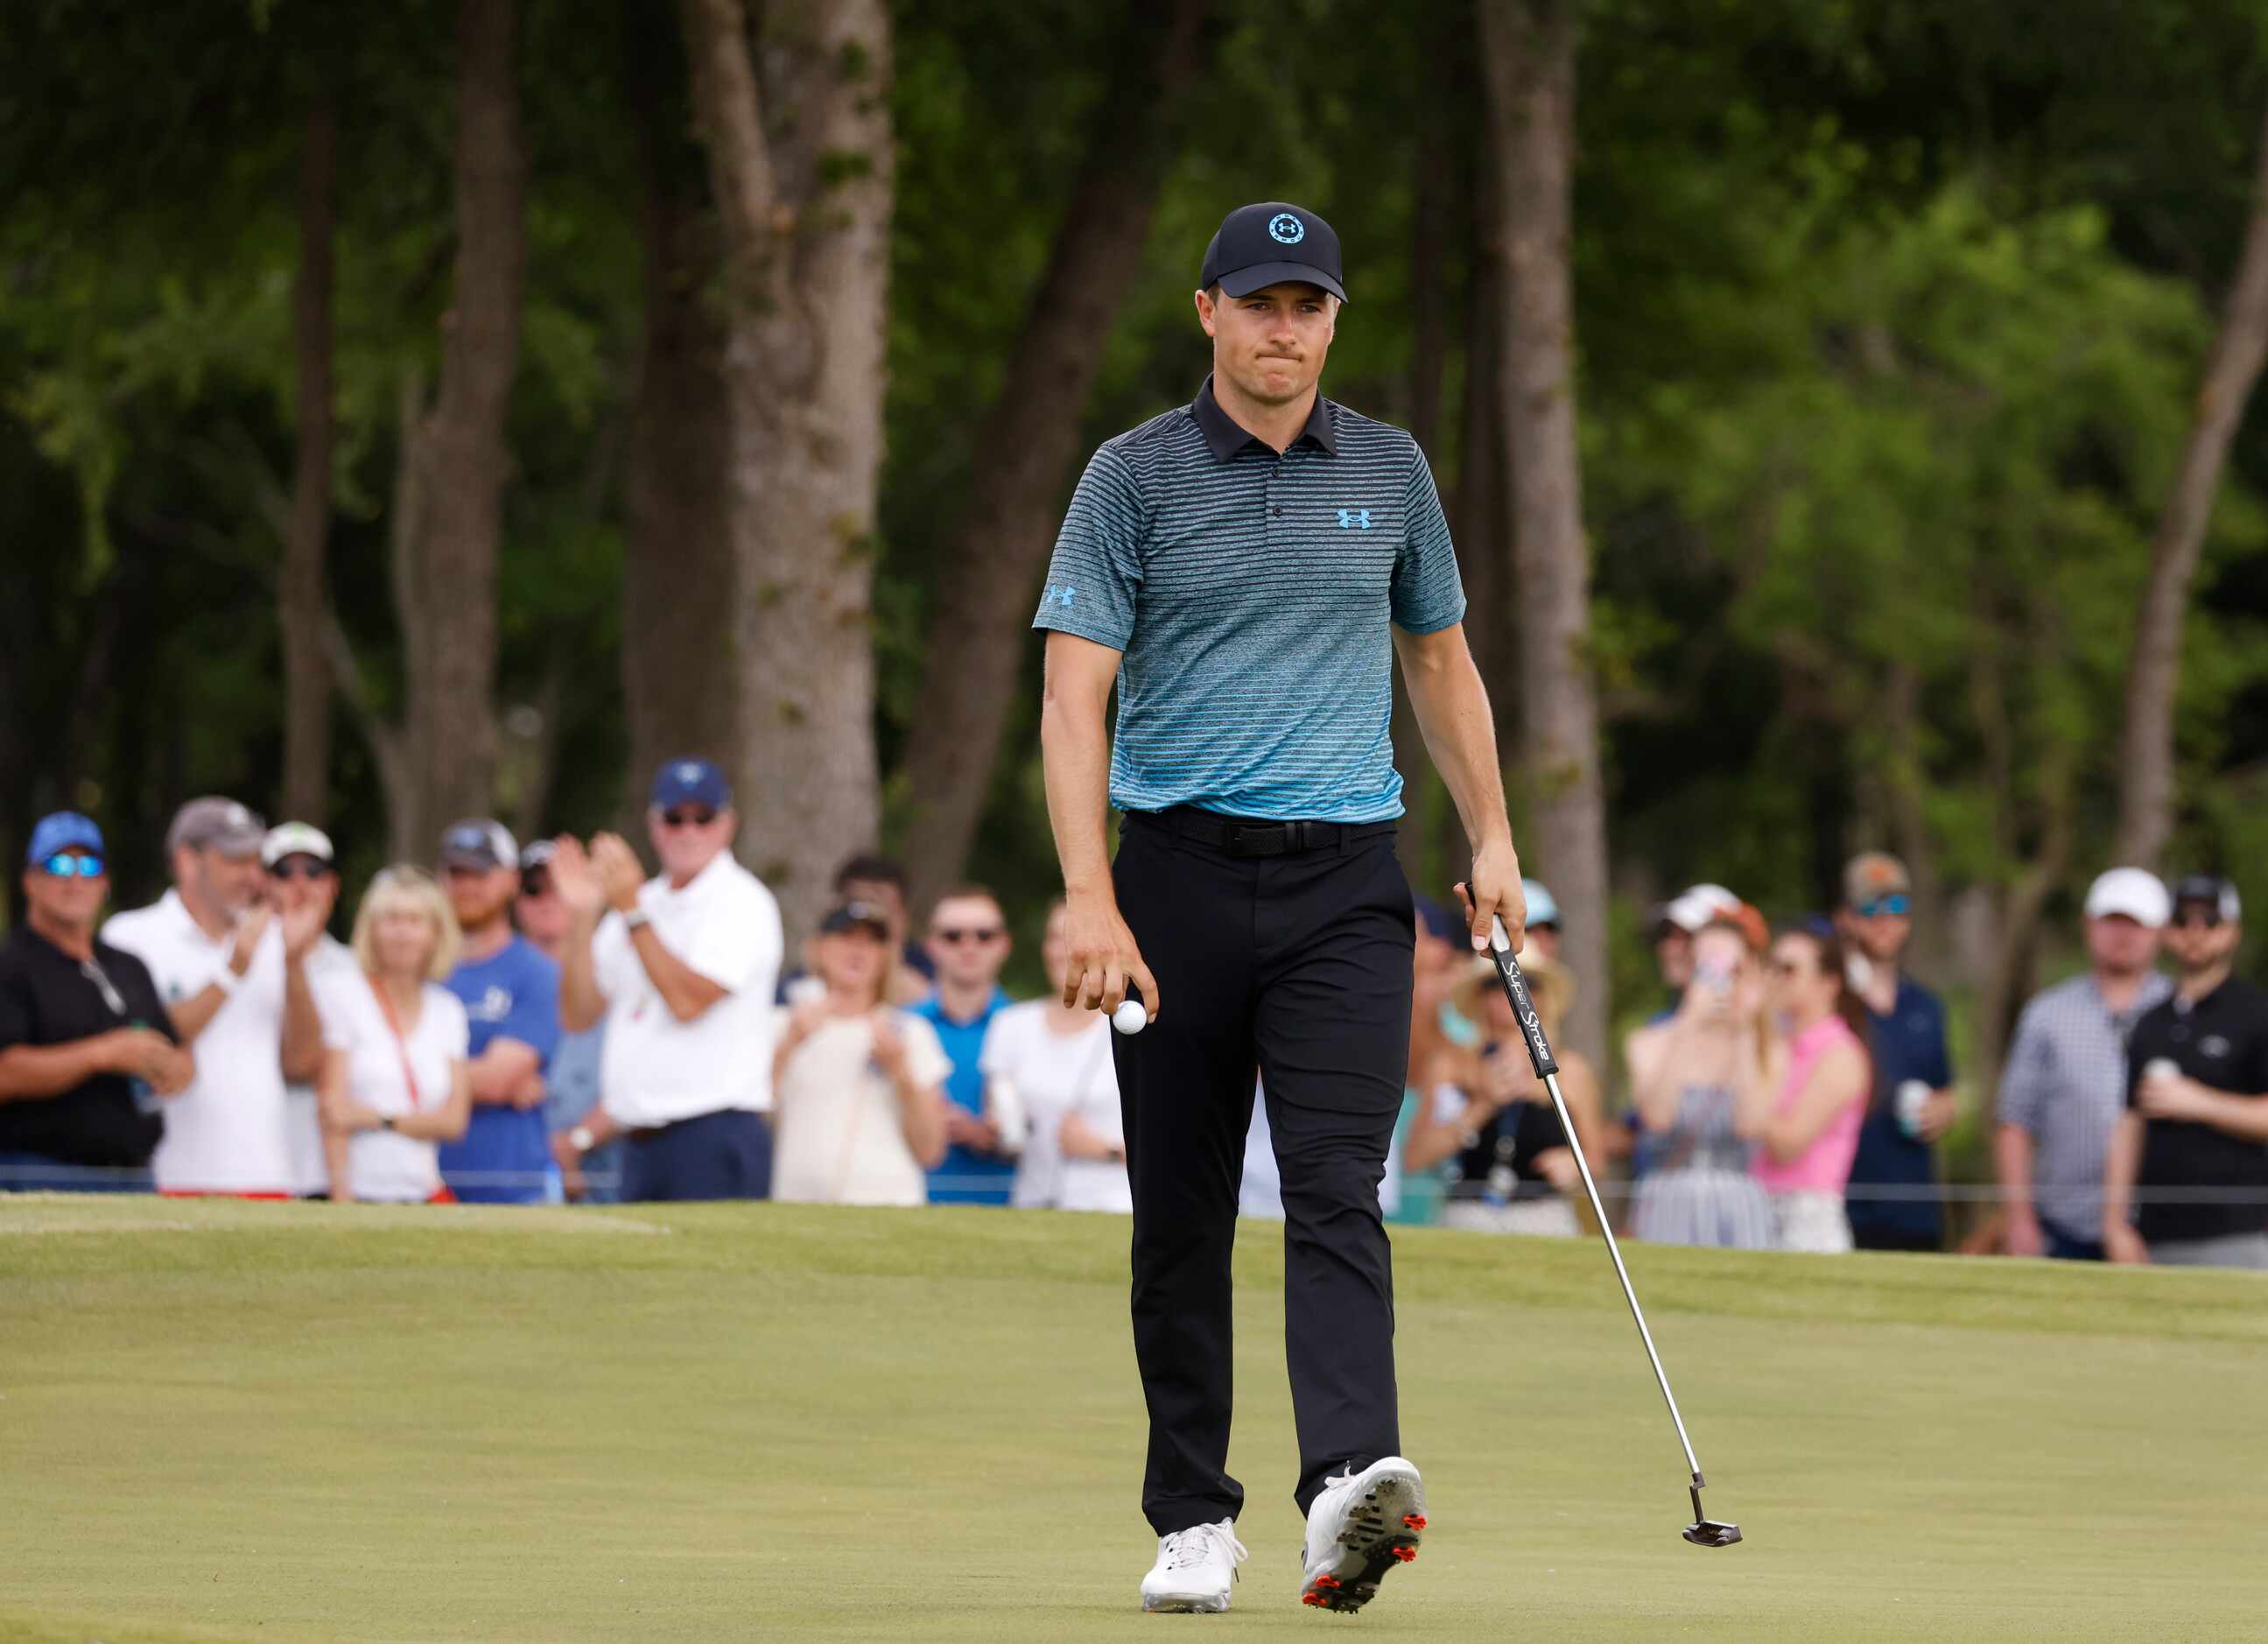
top-left (1134, 805), bottom-right (1396, 859)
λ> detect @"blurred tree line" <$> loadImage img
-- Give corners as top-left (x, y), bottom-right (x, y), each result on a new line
top-left (7, 0), bottom-right (2268, 1085)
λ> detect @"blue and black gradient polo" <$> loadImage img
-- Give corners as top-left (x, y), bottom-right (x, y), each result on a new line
top-left (1033, 376), bottom-right (1465, 821)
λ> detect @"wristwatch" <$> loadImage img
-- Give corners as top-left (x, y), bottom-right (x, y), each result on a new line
top-left (569, 1125), bottom-right (596, 1155)
top-left (622, 909), bottom-right (651, 933)
top-left (379, 1114), bottom-right (397, 1133)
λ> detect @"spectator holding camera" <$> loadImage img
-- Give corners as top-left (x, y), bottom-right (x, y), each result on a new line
top-left (1623, 914), bottom-right (1776, 1248)
top-left (318, 868), bottom-right (472, 1204)
top-left (2103, 876), bottom-right (2268, 1269)
top-left (551, 760), bottom-right (783, 1202)
top-left (434, 818), bottom-right (559, 1205)
top-left (1836, 853), bottom-right (1956, 1252)
top-left (771, 901), bottom-right (951, 1205)
top-left (105, 797), bottom-right (327, 1197)
top-left (0, 813), bottom-right (191, 1189)
top-left (1747, 920), bottom-right (1871, 1254)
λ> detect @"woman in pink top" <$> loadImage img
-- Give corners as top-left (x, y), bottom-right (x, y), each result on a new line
top-left (1745, 921), bottom-right (1871, 1254)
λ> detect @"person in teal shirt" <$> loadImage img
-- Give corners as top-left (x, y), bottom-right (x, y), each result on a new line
top-left (914, 886), bottom-right (1019, 1205)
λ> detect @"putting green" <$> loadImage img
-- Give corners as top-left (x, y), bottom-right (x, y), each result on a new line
top-left (2, 1195), bottom-right (2261, 1641)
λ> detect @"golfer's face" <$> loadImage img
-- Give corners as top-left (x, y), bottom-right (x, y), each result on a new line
top-left (1202, 282), bottom-right (1337, 407)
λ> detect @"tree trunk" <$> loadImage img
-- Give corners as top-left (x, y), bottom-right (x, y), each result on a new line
top-left (2116, 97), bottom-right (2268, 869)
top-left (895, 0), bottom-right (1211, 916)
top-left (679, 0), bottom-right (894, 944)
top-left (1481, 0), bottom-right (1609, 1062)
top-left (621, 49), bottom-right (736, 823)
top-left (396, 0), bottom-right (525, 853)
top-left (280, 93), bottom-right (336, 826)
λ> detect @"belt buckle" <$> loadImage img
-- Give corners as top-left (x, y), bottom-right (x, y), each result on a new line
top-left (1229, 822), bottom-right (1288, 858)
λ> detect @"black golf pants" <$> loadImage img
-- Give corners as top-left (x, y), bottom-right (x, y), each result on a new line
top-left (1111, 808), bottom-right (1415, 1535)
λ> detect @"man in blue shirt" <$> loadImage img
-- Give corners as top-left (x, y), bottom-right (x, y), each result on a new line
top-left (1836, 853), bottom-right (1956, 1251)
top-left (436, 819), bottom-right (560, 1204)
top-left (912, 884), bottom-right (1017, 1205)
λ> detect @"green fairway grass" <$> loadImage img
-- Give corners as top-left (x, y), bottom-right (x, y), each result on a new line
top-left (2, 1195), bottom-right (2263, 1642)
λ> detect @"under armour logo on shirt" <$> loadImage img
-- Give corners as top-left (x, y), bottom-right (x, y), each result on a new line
top-left (1043, 583), bottom-right (1078, 608)
top-left (1337, 509), bottom-right (1372, 530)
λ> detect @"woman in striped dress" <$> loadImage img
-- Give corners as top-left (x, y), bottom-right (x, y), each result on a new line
top-left (1624, 918), bottom-right (1777, 1248)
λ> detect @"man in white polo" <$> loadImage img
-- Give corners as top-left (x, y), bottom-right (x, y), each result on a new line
top-left (548, 759), bottom-right (783, 1200)
top-left (103, 797), bottom-right (326, 1196)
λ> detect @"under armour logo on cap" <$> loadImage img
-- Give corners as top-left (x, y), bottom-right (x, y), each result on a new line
top-left (1199, 202), bottom-right (1346, 304)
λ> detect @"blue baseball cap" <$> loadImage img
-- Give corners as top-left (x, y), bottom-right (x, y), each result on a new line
top-left (28, 811), bottom-right (105, 867)
top-left (1523, 878), bottom-right (1562, 929)
top-left (651, 757), bottom-right (732, 812)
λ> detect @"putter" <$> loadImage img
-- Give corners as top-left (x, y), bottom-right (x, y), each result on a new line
top-left (1482, 910), bottom-right (1743, 1549)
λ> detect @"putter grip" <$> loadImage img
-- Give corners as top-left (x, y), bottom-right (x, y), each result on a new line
top-left (1489, 917), bottom-right (1561, 1079)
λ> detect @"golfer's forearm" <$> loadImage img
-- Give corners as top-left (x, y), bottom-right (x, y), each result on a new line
top-left (1400, 630), bottom-right (1511, 847)
top-left (1040, 689), bottom-right (1114, 900)
top-left (1994, 1125), bottom-right (2037, 1219)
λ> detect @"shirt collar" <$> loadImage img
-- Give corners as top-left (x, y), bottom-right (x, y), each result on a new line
top-left (1190, 375), bottom-right (1338, 461)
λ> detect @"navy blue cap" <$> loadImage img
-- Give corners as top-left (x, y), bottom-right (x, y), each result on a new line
top-left (651, 757), bottom-right (731, 812)
top-left (1199, 202), bottom-right (1346, 303)
top-left (28, 811), bottom-right (104, 867)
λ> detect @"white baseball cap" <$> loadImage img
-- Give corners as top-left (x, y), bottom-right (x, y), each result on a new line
top-left (1663, 882), bottom-right (1742, 934)
top-left (2083, 868), bottom-right (2170, 929)
top-left (261, 821), bottom-right (335, 868)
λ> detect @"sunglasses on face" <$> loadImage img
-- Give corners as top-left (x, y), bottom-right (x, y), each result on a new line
top-left (39, 853), bottom-right (104, 879)
top-left (2171, 910), bottom-right (2223, 931)
top-left (519, 870), bottom-right (551, 898)
top-left (1855, 895), bottom-right (1911, 919)
top-left (267, 859), bottom-right (332, 882)
top-left (934, 926), bottom-right (1004, 945)
top-left (659, 808), bottom-right (716, 829)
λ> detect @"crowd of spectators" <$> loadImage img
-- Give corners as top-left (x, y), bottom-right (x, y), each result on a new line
top-left (2, 776), bottom-right (2262, 1268)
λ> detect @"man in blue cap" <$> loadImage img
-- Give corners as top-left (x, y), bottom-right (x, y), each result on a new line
top-left (1036, 200), bottom-right (1528, 1614)
top-left (0, 813), bottom-right (193, 1188)
top-left (549, 759), bottom-right (785, 1201)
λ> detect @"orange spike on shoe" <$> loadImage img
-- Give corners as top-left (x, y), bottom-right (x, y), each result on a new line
top-left (1402, 1514), bottom-right (1427, 1529)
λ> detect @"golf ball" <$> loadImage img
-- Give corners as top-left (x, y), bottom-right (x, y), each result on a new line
top-left (1113, 999), bottom-right (1148, 1036)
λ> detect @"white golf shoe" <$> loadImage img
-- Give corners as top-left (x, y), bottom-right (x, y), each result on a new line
top-left (1140, 1519), bottom-right (1249, 1613)
top-left (1298, 1456), bottom-right (1427, 1612)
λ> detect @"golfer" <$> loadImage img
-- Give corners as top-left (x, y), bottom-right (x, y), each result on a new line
top-left (1035, 200), bottom-right (1527, 1615)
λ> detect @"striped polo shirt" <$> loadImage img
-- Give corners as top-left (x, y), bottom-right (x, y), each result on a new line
top-left (1033, 376), bottom-right (1465, 820)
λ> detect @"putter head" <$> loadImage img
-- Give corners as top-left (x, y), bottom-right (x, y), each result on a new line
top-left (1683, 1519), bottom-right (1742, 1548)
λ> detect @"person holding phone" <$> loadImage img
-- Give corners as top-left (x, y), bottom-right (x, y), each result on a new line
top-left (1623, 914), bottom-right (1776, 1248)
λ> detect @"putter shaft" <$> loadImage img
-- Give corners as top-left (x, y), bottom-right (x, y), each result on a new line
top-left (1485, 916), bottom-right (1727, 1528)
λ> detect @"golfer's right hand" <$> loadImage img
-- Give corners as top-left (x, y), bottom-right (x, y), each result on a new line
top-left (1062, 892), bottom-right (1159, 1022)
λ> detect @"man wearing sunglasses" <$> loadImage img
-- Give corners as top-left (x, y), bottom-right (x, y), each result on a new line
top-left (435, 818), bottom-right (560, 1205)
top-left (914, 884), bottom-right (1018, 1205)
top-left (1836, 853), bottom-right (1957, 1253)
top-left (104, 797), bottom-right (319, 1198)
top-left (550, 758), bottom-right (784, 1201)
top-left (2104, 875), bottom-right (2268, 1268)
top-left (0, 812), bottom-right (191, 1190)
